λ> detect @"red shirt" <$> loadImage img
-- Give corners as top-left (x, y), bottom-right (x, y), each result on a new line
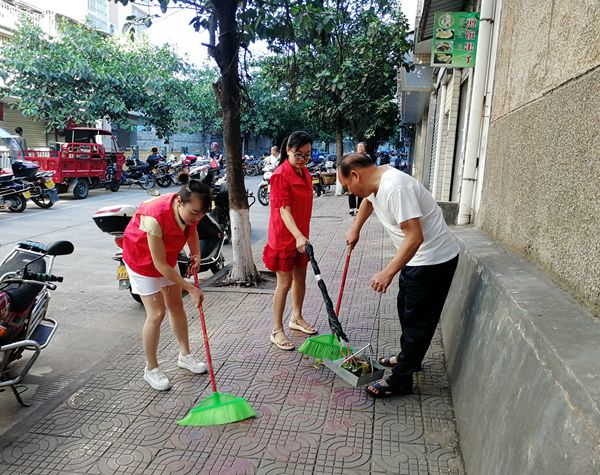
top-left (122, 193), bottom-right (191, 277)
top-left (268, 159), bottom-right (313, 250)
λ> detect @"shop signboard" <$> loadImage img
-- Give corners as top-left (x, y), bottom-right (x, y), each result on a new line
top-left (431, 12), bottom-right (480, 68)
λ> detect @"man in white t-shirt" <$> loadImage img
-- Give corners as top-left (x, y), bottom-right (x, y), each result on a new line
top-left (266, 145), bottom-right (281, 168)
top-left (339, 153), bottom-right (460, 398)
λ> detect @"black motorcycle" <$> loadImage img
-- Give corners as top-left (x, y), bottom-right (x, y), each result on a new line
top-left (210, 175), bottom-right (256, 244)
top-left (0, 173), bottom-right (33, 213)
top-left (120, 158), bottom-right (156, 189)
top-left (11, 159), bottom-right (59, 209)
top-left (0, 240), bottom-right (74, 406)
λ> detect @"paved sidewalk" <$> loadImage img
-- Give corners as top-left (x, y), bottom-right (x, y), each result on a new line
top-left (0, 195), bottom-right (464, 474)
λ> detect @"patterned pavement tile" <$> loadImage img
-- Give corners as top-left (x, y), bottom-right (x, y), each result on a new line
top-left (66, 387), bottom-right (157, 415)
top-left (371, 442), bottom-right (429, 474)
top-left (257, 460), bottom-right (315, 475)
top-left (31, 407), bottom-right (134, 440)
top-left (373, 392), bottom-right (422, 418)
top-left (86, 443), bottom-right (158, 475)
top-left (275, 404), bottom-right (327, 434)
top-left (263, 430), bottom-right (320, 465)
top-left (169, 424), bottom-right (224, 452)
top-left (285, 382), bottom-right (331, 409)
top-left (315, 434), bottom-right (373, 472)
top-left (140, 391), bottom-right (199, 420)
top-left (214, 423), bottom-right (271, 459)
top-left (373, 413), bottom-right (425, 446)
top-left (143, 449), bottom-right (209, 475)
top-left (200, 454), bottom-right (260, 475)
top-left (0, 464), bottom-right (80, 475)
top-left (328, 386), bottom-right (375, 412)
top-left (0, 433), bottom-right (111, 472)
top-left (322, 408), bottom-right (373, 438)
top-left (114, 415), bottom-right (179, 449)
top-left (425, 445), bottom-right (465, 474)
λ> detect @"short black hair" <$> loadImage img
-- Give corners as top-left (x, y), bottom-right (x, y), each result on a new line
top-left (339, 153), bottom-right (375, 178)
top-left (15, 127), bottom-right (23, 134)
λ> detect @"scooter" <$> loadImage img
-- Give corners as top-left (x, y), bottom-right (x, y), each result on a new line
top-left (257, 163), bottom-right (276, 206)
top-left (93, 202), bottom-right (226, 304)
top-left (0, 239), bottom-right (74, 406)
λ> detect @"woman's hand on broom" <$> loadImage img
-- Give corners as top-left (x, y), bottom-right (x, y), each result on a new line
top-left (188, 285), bottom-right (205, 307)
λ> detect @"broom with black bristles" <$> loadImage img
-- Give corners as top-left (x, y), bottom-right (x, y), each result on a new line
top-left (299, 244), bottom-right (352, 360)
top-left (177, 271), bottom-right (256, 427)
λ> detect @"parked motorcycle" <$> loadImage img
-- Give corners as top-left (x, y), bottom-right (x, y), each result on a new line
top-left (257, 163), bottom-right (276, 207)
top-left (120, 158), bottom-right (156, 189)
top-left (0, 239), bottom-right (74, 406)
top-left (11, 159), bottom-right (59, 208)
top-left (93, 201), bottom-right (226, 304)
top-left (0, 173), bottom-right (33, 213)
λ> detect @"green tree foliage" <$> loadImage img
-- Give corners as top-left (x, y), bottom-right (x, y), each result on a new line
top-left (0, 19), bottom-right (220, 138)
top-left (263, 1), bottom-right (411, 155)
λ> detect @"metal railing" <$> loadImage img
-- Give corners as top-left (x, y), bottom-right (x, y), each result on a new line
top-left (0, 1), bottom-right (57, 35)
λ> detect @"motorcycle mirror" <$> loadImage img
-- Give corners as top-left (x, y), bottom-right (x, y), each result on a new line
top-left (46, 240), bottom-right (75, 256)
top-left (146, 188), bottom-right (160, 197)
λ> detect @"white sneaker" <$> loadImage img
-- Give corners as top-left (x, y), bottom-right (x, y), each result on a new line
top-left (178, 353), bottom-right (208, 374)
top-left (143, 365), bottom-right (172, 391)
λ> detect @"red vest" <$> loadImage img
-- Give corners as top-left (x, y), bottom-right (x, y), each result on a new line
top-left (122, 193), bottom-right (191, 277)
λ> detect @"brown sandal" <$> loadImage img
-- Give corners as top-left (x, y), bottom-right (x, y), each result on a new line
top-left (270, 329), bottom-right (295, 351)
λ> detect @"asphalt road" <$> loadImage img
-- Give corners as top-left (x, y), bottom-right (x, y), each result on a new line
top-left (0, 174), bottom-right (267, 434)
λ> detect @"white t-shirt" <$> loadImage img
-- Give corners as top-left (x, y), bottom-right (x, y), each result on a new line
top-left (367, 167), bottom-right (460, 266)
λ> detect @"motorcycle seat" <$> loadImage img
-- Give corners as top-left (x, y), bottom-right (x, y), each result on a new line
top-left (129, 164), bottom-right (149, 172)
top-left (0, 251), bottom-right (46, 313)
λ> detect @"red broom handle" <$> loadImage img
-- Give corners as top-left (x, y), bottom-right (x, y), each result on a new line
top-left (335, 250), bottom-right (352, 317)
top-left (193, 272), bottom-right (218, 394)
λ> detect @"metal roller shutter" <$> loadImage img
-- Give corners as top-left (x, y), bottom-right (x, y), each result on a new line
top-left (0, 103), bottom-right (48, 149)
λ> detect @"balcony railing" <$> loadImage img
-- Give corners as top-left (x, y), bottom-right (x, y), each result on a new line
top-left (0, 1), bottom-right (57, 36)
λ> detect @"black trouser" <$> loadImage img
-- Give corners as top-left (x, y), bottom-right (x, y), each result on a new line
top-left (390, 255), bottom-right (459, 389)
top-left (348, 194), bottom-right (363, 209)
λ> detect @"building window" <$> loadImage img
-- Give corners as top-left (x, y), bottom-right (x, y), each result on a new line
top-left (87, 0), bottom-right (108, 31)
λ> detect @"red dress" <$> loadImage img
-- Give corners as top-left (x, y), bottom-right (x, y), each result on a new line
top-left (262, 159), bottom-right (313, 272)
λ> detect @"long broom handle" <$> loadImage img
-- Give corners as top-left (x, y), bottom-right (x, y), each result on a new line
top-left (193, 272), bottom-right (218, 394)
top-left (335, 250), bottom-right (352, 316)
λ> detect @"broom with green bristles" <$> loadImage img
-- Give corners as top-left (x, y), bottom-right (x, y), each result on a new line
top-left (299, 245), bottom-right (352, 360)
top-left (177, 272), bottom-right (256, 427)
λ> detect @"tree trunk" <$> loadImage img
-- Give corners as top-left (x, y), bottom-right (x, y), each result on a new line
top-left (335, 121), bottom-right (345, 195)
top-left (211, 1), bottom-right (260, 285)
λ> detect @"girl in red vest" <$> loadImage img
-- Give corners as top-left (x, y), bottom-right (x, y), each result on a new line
top-left (262, 131), bottom-right (318, 351)
top-left (122, 174), bottom-right (211, 391)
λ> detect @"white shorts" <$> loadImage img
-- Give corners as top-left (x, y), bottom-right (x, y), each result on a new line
top-left (124, 263), bottom-right (178, 296)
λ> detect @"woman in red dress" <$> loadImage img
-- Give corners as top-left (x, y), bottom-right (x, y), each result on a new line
top-left (263, 131), bottom-right (318, 350)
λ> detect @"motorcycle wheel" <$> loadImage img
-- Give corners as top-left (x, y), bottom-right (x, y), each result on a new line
top-left (32, 192), bottom-right (55, 208)
top-left (258, 185), bottom-right (269, 206)
top-left (155, 176), bottom-right (172, 188)
top-left (210, 254), bottom-right (225, 274)
top-left (8, 194), bottom-right (27, 212)
top-left (313, 184), bottom-right (322, 197)
top-left (108, 180), bottom-right (120, 192)
top-left (223, 218), bottom-right (231, 244)
top-left (73, 179), bottom-right (89, 199)
top-left (139, 175), bottom-right (156, 190)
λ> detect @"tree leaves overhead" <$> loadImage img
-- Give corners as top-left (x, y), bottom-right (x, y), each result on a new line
top-left (0, 19), bottom-right (220, 138)
top-left (262, 2), bottom-right (411, 148)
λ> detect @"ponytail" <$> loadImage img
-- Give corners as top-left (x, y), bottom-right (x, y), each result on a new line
top-left (176, 173), bottom-right (212, 213)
